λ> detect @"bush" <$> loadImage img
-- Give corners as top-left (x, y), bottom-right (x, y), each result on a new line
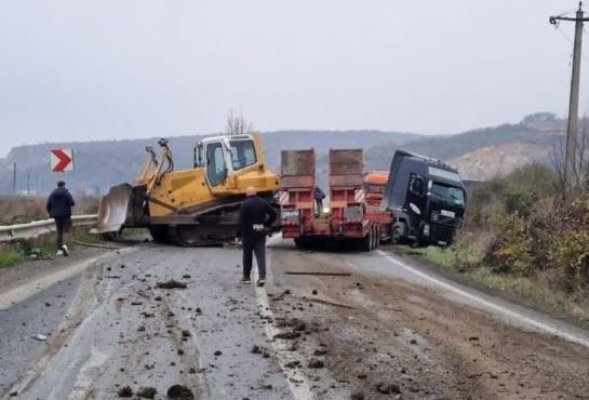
top-left (548, 228), bottom-right (589, 292)
top-left (485, 213), bottom-right (535, 276)
top-left (465, 164), bottom-right (558, 227)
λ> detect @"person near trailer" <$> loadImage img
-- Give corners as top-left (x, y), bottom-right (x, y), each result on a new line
top-left (237, 186), bottom-right (277, 287)
top-left (46, 180), bottom-right (75, 256)
top-left (314, 185), bottom-right (326, 216)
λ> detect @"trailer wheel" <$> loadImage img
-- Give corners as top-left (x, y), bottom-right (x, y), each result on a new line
top-left (360, 229), bottom-right (372, 252)
top-left (294, 238), bottom-right (307, 250)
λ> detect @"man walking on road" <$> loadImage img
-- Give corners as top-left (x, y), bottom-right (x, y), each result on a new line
top-left (237, 186), bottom-right (277, 287)
top-left (46, 180), bottom-right (75, 256)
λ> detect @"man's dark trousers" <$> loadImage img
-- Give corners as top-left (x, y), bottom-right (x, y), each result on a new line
top-left (54, 217), bottom-right (71, 249)
top-left (243, 235), bottom-right (266, 280)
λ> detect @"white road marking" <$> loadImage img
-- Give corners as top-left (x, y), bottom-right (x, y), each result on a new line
top-left (377, 250), bottom-right (589, 349)
top-left (0, 247), bottom-right (137, 310)
top-left (254, 234), bottom-right (314, 400)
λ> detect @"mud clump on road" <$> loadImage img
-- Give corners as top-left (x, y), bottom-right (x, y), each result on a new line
top-left (350, 391), bottom-right (365, 400)
top-left (313, 348), bottom-right (328, 356)
top-left (136, 386), bottom-right (157, 399)
top-left (156, 280), bottom-right (187, 289)
top-left (117, 385), bottom-right (133, 397)
top-left (167, 384), bottom-right (195, 399)
top-left (251, 345), bottom-right (262, 354)
top-left (375, 382), bottom-right (401, 394)
top-left (276, 317), bottom-right (306, 331)
top-left (285, 360), bottom-right (301, 368)
top-left (274, 331), bottom-right (301, 340)
top-left (308, 358), bottom-right (324, 368)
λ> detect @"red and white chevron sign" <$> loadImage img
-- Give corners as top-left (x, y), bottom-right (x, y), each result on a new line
top-left (278, 191), bottom-right (290, 205)
top-left (50, 149), bottom-right (74, 172)
top-left (354, 189), bottom-right (365, 203)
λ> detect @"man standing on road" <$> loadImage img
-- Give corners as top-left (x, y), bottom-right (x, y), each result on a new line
top-left (46, 180), bottom-right (75, 256)
top-left (237, 186), bottom-right (277, 287)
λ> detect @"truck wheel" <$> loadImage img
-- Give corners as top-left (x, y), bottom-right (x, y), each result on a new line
top-left (374, 226), bottom-right (381, 248)
top-left (391, 222), bottom-right (405, 245)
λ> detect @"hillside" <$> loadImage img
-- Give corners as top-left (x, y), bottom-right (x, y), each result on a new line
top-left (364, 122), bottom-right (562, 173)
top-left (0, 130), bottom-right (419, 196)
top-left (447, 143), bottom-right (553, 181)
top-left (0, 113), bottom-right (566, 195)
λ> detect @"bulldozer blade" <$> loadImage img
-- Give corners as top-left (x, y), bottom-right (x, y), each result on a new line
top-left (95, 183), bottom-right (133, 234)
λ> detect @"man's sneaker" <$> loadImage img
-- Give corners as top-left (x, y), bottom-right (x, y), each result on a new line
top-left (240, 277), bottom-right (251, 284)
top-left (256, 279), bottom-right (266, 287)
top-left (56, 250), bottom-right (64, 256)
top-left (61, 244), bottom-right (69, 256)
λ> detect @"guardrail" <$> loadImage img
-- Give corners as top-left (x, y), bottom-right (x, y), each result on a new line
top-left (0, 214), bottom-right (98, 243)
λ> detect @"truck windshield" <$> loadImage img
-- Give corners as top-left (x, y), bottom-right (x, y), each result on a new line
top-left (229, 140), bottom-right (257, 170)
top-left (430, 183), bottom-right (465, 206)
top-left (428, 167), bottom-right (461, 182)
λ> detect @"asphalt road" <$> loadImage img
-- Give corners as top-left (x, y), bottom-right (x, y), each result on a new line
top-left (0, 237), bottom-right (588, 399)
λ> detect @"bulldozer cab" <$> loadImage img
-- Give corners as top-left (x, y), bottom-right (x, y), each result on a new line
top-left (194, 134), bottom-right (260, 187)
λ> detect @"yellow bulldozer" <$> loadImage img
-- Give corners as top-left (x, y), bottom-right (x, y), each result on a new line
top-left (94, 133), bottom-right (281, 245)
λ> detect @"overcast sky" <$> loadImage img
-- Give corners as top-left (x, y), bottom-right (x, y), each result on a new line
top-left (0, 1), bottom-right (585, 155)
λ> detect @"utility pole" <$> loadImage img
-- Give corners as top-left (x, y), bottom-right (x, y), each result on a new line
top-left (550, 2), bottom-right (589, 196)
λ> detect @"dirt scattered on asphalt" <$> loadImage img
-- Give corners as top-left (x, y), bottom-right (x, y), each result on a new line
top-left (268, 247), bottom-right (589, 399)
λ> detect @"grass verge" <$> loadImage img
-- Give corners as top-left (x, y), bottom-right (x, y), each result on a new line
top-left (411, 246), bottom-right (589, 324)
top-left (0, 227), bottom-right (110, 269)
top-left (0, 249), bottom-right (25, 268)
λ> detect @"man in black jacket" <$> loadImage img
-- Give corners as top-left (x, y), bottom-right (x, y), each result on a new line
top-left (46, 180), bottom-right (75, 256)
top-left (314, 186), bottom-right (326, 216)
top-left (237, 186), bottom-right (277, 286)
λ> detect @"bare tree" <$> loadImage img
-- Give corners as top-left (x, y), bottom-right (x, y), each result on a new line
top-left (225, 109), bottom-right (253, 135)
top-left (550, 134), bottom-right (567, 197)
top-left (575, 118), bottom-right (589, 189)
top-left (551, 116), bottom-right (589, 195)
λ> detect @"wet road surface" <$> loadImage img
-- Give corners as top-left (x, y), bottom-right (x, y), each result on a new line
top-left (0, 237), bottom-right (588, 399)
